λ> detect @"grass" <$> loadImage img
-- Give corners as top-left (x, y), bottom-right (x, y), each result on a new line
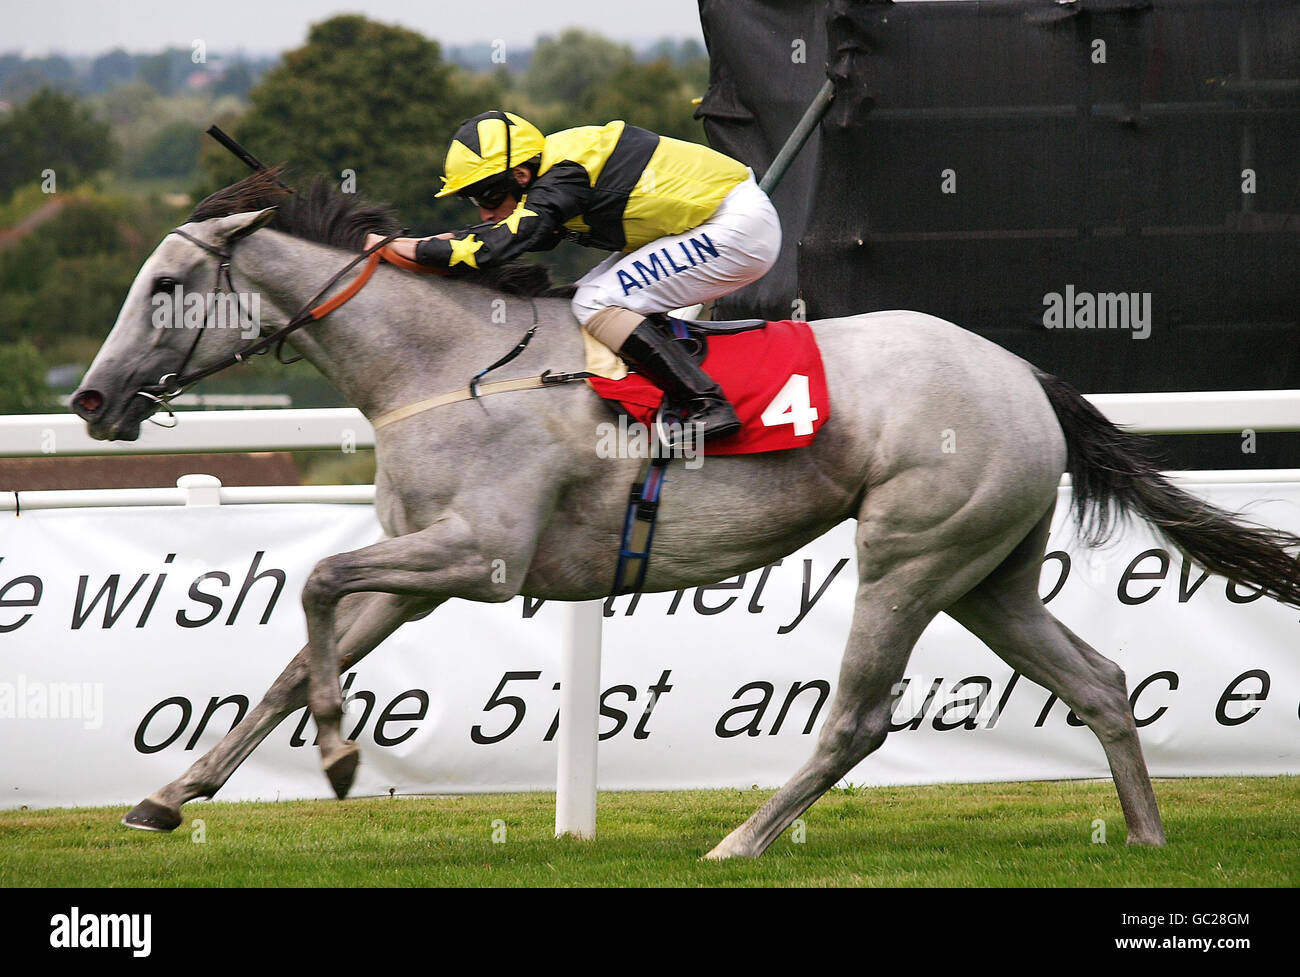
top-left (1, 778), bottom-right (1296, 887)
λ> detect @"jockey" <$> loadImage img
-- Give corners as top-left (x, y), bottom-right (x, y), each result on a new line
top-left (374, 110), bottom-right (782, 440)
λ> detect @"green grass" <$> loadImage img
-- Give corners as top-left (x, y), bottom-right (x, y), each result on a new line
top-left (2, 778), bottom-right (1296, 887)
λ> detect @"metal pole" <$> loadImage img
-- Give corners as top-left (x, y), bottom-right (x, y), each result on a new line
top-left (759, 78), bottom-right (835, 196)
top-left (555, 599), bottom-right (603, 838)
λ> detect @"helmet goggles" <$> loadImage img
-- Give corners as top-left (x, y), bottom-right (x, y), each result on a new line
top-left (460, 172), bottom-right (517, 210)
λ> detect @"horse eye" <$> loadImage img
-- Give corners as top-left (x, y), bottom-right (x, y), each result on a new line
top-left (152, 277), bottom-right (178, 294)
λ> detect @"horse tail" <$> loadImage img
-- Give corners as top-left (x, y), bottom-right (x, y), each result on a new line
top-left (1033, 369), bottom-right (1300, 609)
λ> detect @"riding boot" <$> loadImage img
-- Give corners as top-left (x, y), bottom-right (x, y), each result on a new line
top-left (618, 316), bottom-right (742, 441)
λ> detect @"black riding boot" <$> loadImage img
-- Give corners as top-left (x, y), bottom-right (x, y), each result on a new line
top-left (618, 316), bottom-right (742, 441)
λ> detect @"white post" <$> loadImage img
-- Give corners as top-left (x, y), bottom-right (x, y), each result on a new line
top-left (177, 473), bottom-right (222, 506)
top-left (555, 599), bottom-right (603, 839)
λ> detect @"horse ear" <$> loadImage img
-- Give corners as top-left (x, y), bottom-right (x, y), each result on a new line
top-left (220, 206), bottom-right (278, 244)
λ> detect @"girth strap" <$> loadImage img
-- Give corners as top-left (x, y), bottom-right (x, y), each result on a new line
top-left (612, 453), bottom-right (670, 595)
top-left (371, 371), bottom-right (590, 429)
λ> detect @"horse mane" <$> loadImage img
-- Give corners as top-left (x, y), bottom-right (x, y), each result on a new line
top-left (189, 166), bottom-right (574, 298)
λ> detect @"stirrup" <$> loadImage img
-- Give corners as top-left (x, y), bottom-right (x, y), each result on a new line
top-left (620, 316), bottom-right (742, 440)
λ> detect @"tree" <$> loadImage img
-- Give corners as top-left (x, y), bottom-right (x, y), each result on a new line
top-left (524, 30), bottom-right (633, 109)
top-left (88, 49), bottom-right (138, 93)
top-left (130, 121), bottom-right (202, 179)
top-left (582, 60), bottom-right (708, 143)
top-left (0, 54), bottom-right (23, 92)
top-left (0, 192), bottom-right (165, 348)
top-left (137, 51), bottom-right (178, 96)
top-left (0, 342), bottom-right (55, 413)
top-left (0, 89), bottom-right (117, 201)
top-left (213, 60), bottom-right (255, 98)
top-left (0, 56), bottom-right (76, 101)
top-left (98, 81), bottom-right (158, 129)
top-left (202, 15), bottom-right (499, 231)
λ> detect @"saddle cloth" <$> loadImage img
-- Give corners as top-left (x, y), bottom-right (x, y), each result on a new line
top-left (586, 319), bottom-right (831, 454)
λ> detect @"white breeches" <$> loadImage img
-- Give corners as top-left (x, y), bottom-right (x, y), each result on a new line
top-left (571, 173), bottom-right (782, 332)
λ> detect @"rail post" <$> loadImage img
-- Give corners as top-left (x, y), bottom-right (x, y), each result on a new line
top-left (555, 599), bottom-right (604, 838)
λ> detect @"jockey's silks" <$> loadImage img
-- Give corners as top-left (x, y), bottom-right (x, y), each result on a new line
top-left (416, 121), bottom-right (751, 270)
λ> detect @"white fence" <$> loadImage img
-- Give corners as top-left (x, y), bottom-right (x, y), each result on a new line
top-left (3, 394), bottom-right (1299, 836)
top-left (5, 389), bottom-right (1300, 457)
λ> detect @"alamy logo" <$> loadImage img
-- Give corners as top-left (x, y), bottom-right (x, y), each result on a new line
top-left (595, 415), bottom-right (704, 469)
top-left (151, 284), bottom-right (261, 339)
top-left (0, 676), bottom-right (102, 729)
top-left (1042, 285), bottom-right (1151, 339)
top-left (49, 907), bottom-right (151, 957)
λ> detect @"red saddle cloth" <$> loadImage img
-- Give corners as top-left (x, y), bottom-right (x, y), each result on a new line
top-left (586, 319), bottom-right (831, 454)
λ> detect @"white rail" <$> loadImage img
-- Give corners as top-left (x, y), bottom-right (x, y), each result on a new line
top-left (5, 469), bottom-right (1300, 515)
top-left (4, 389), bottom-right (1300, 457)
top-left (1088, 389), bottom-right (1300, 435)
top-left (0, 408), bottom-right (370, 457)
top-left (0, 478), bottom-right (375, 511)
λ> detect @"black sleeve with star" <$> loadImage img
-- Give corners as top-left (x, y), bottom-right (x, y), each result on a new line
top-left (413, 213), bottom-right (553, 271)
top-left (413, 162), bottom-right (593, 271)
top-left (519, 161), bottom-right (592, 228)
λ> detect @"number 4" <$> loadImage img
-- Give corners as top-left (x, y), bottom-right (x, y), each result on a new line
top-left (761, 373), bottom-right (819, 436)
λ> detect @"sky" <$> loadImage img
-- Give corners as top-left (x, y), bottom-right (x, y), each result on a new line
top-left (5, 0), bottom-right (708, 56)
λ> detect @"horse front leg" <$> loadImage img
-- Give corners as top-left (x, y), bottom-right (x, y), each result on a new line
top-left (302, 516), bottom-right (525, 798)
top-left (123, 592), bottom-right (438, 831)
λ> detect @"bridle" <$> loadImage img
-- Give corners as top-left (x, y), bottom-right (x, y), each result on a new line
top-left (134, 224), bottom-right (400, 425)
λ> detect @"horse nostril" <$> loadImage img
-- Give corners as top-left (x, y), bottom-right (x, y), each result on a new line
top-left (72, 389), bottom-right (105, 415)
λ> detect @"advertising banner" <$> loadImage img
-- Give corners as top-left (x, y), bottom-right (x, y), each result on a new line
top-left (2, 480), bottom-right (1297, 810)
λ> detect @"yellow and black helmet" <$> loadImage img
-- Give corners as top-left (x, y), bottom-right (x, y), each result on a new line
top-left (436, 110), bottom-right (545, 199)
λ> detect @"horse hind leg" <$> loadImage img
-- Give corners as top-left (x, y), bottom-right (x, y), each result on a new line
top-left (704, 495), bottom-right (1043, 859)
top-left (947, 514), bottom-right (1166, 845)
top-left (704, 581), bottom-right (930, 859)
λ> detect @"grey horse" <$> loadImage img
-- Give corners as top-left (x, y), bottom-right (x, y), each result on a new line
top-left (71, 173), bottom-right (1300, 858)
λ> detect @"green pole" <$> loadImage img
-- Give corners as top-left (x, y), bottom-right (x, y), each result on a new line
top-left (759, 78), bottom-right (835, 195)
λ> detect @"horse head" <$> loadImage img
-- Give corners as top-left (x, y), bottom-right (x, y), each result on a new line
top-left (70, 207), bottom-right (277, 441)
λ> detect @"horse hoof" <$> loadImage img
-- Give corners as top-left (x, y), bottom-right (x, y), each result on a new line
top-left (324, 742), bottom-right (360, 799)
top-left (703, 831), bottom-right (762, 860)
top-left (702, 841), bottom-right (742, 861)
top-left (121, 798), bottom-right (183, 833)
